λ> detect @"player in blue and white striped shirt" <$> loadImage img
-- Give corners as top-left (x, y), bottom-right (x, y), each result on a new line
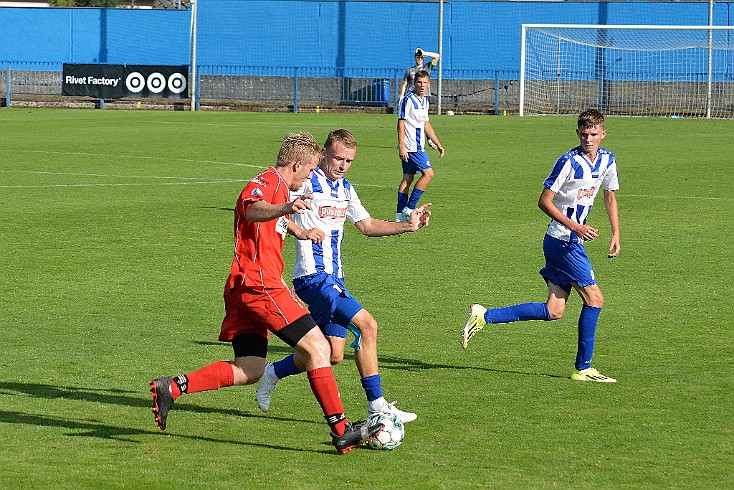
top-left (395, 70), bottom-right (444, 222)
top-left (257, 129), bottom-right (432, 422)
top-left (462, 109), bottom-right (621, 383)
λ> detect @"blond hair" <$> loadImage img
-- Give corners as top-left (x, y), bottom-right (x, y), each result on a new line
top-left (276, 132), bottom-right (320, 167)
top-left (324, 129), bottom-right (357, 151)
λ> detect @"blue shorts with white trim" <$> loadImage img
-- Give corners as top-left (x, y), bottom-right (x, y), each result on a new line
top-left (539, 234), bottom-right (596, 294)
top-left (293, 272), bottom-right (363, 338)
top-left (401, 150), bottom-right (432, 175)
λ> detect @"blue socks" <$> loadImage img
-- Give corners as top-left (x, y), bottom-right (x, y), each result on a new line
top-left (360, 374), bottom-right (383, 402)
top-left (575, 305), bottom-right (601, 371)
top-left (397, 192), bottom-right (409, 213)
top-left (484, 302), bottom-right (602, 370)
top-left (397, 189), bottom-right (425, 213)
top-left (485, 302), bottom-right (551, 323)
top-left (272, 354), bottom-right (302, 379)
top-left (406, 189), bottom-right (424, 210)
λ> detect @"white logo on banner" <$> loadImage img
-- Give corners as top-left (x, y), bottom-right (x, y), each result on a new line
top-left (125, 72), bottom-right (187, 94)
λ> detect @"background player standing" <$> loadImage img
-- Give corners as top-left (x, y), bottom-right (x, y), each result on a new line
top-left (257, 129), bottom-right (431, 423)
top-left (150, 133), bottom-right (383, 453)
top-left (398, 47), bottom-right (440, 100)
top-left (461, 109), bottom-right (620, 383)
top-left (396, 70), bottom-right (444, 222)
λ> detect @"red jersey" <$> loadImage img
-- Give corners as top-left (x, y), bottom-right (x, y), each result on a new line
top-left (226, 167), bottom-right (291, 292)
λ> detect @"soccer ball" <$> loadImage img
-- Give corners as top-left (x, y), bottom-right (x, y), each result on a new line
top-left (367, 411), bottom-right (404, 450)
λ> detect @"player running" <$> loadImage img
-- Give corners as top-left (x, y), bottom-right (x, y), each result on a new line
top-left (462, 109), bottom-right (620, 383)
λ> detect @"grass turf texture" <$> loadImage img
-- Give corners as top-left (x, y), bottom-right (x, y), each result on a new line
top-left (0, 109), bottom-right (732, 488)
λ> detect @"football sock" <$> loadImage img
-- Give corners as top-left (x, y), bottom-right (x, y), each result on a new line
top-left (307, 366), bottom-right (347, 436)
top-left (484, 302), bottom-right (551, 324)
top-left (575, 305), bottom-right (601, 370)
top-left (360, 374), bottom-right (383, 403)
top-left (406, 188), bottom-right (424, 210)
top-left (272, 354), bottom-right (302, 379)
top-left (171, 361), bottom-right (234, 400)
top-left (397, 192), bottom-right (409, 213)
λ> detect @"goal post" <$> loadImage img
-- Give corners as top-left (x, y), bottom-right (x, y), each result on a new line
top-left (519, 24), bottom-right (734, 118)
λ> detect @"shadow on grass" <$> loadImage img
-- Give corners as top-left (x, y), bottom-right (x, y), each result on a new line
top-left (0, 409), bottom-right (336, 454)
top-left (194, 341), bottom-right (566, 379)
top-left (0, 381), bottom-right (319, 427)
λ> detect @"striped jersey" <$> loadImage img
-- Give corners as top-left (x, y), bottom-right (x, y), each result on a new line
top-left (291, 167), bottom-right (370, 279)
top-left (398, 91), bottom-right (429, 153)
top-left (543, 146), bottom-right (619, 244)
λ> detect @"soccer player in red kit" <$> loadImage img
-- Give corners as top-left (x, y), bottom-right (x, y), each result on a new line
top-left (150, 132), bottom-right (383, 453)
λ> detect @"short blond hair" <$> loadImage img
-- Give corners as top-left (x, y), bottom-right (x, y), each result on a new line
top-left (276, 132), bottom-right (320, 167)
top-left (324, 129), bottom-right (357, 152)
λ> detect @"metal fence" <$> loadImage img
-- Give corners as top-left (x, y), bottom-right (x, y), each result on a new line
top-left (1, 62), bottom-right (520, 114)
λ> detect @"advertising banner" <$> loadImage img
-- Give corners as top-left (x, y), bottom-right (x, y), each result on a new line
top-left (62, 64), bottom-right (188, 99)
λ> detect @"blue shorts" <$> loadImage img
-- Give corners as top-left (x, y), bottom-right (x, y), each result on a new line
top-left (292, 273), bottom-right (363, 338)
top-left (539, 234), bottom-right (596, 294)
top-left (401, 150), bottom-right (432, 175)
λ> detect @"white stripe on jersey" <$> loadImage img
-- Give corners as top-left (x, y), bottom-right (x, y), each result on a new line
top-left (399, 91), bottom-right (429, 153)
top-left (291, 168), bottom-right (370, 279)
top-left (543, 146), bottom-right (619, 243)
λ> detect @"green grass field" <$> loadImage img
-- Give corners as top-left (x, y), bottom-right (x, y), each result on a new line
top-left (1, 109), bottom-right (732, 489)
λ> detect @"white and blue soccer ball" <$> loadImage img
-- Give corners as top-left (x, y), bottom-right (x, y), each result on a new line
top-left (367, 411), bottom-right (404, 450)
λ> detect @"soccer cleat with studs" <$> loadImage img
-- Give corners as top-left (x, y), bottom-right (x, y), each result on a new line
top-left (331, 421), bottom-right (384, 454)
top-left (461, 303), bottom-right (488, 349)
top-left (150, 376), bottom-right (175, 430)
top-left (571, 367), bottom-right (617, 383)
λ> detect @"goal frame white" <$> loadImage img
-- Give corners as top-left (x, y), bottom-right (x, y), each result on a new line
top-left (519, 24), bottom-right (734, 117)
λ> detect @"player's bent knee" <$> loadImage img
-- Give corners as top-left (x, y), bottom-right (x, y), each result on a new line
top-left (547, 306), bottom-right (565, 320)
top-left (330, 351), bottom-right (344, 365)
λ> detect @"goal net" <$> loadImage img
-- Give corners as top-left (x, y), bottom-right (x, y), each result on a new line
top-left (520, 24), bottom-right (734, 118)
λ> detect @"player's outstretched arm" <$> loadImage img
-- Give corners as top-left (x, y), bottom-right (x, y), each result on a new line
top-left (354, 203), bottom-right (432, 237)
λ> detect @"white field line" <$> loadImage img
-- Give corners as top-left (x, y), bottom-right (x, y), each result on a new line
top-left (0, 169), bottom-right (394, 189)
top-left (17, 149), bottom-right (265, 169)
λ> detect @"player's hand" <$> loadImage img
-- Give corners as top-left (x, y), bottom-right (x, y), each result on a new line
top-left (399, 147), bottom-right (409, 162)
top-left (408, 203), bottom-right (432, 231)
top-left (302, 228), bottom-right (325, 243)
top-left (608, 236), bottom-right (621, 258)
top-left (576, 224), bottom-right (599, 241)
top-left (290, 194), bottom-right (313, 214)
top-left (428, 139), bottom-right (445, 158)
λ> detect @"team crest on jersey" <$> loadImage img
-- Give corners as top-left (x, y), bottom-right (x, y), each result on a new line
top-left (319, 206), bottom-right (347, 219)
top-left (251, 187), bottom-right (264, 198)
top-left (251, 176), bottom-right (268, 186)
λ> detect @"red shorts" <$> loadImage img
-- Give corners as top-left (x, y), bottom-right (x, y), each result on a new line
top-left (219, 282), bottom-right (310, 342)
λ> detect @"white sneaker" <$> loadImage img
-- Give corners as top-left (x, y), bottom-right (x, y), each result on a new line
top-left (256, 362), bottom-right (278, 412)
top-left (370, 400), bottom-right (417, 424)
top-left (401, 206), bottom-right (414, 220)
top-left (571, 367), bottom-right (616, 383)
top-left (395, 212), bottom-right (409, 223)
